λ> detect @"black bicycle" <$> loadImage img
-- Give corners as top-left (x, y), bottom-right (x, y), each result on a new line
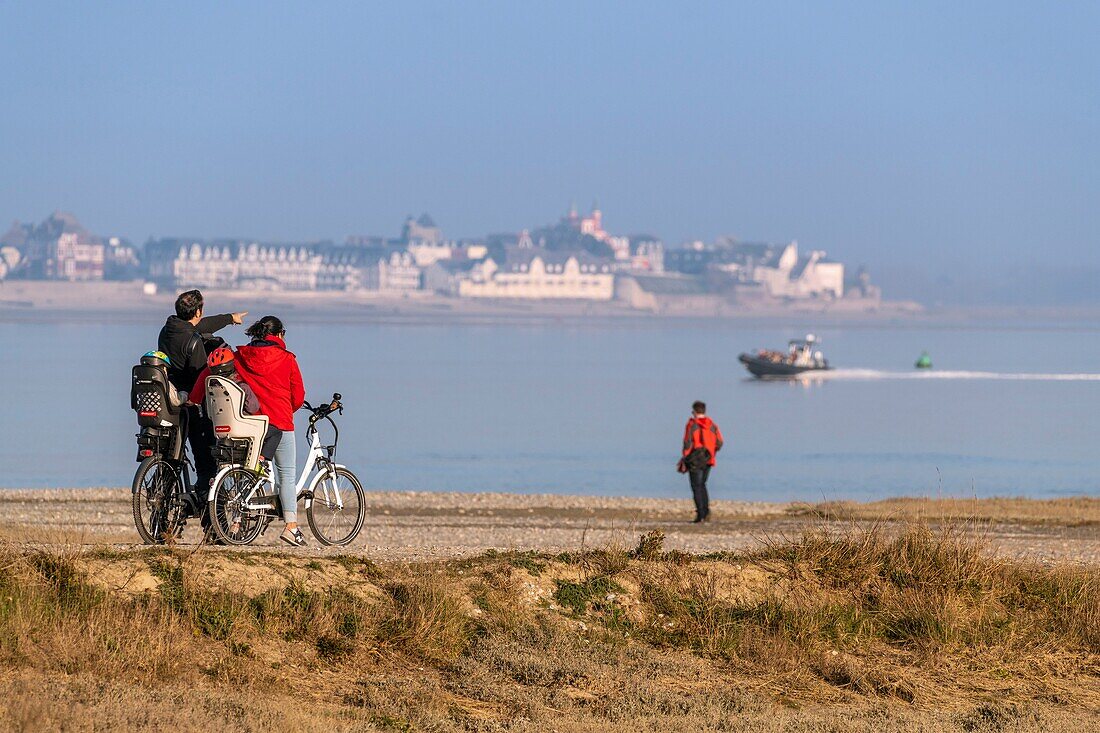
top-left (132, 434), bottom-right (187, 543)
top-left (131, 355), bottom-right (207, 544)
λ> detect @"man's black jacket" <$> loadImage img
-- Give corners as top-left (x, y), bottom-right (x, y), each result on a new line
top-left (157, 314), bottom-right (235, 393)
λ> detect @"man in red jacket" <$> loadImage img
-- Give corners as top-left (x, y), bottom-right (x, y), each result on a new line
top-left (682, 400), bottom-right (724, 523)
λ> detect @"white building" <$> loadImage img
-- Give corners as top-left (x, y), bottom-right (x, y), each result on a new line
top-left (406, 241), bottom-right (453, 267)
top-left (628, 237), bottom-right (665, 273)
top-left (165, 242), bottom-right (241, 289)
top-left (378, 249), bottom-right (422, 291)
top-left (237, 243), bottom-right (324, 290)
top-left (47, 231), bottom-right (105, 281)
top-left (457, 248), bottom-right (614, 300)
top-left (743, 241), bottom-right (844, 299)
top-left (399, 213), bottom-right (454, 267)
top-left (146, 240), bottom-right (420, 292)
top-left (157, 241), bottom-right (323, 291)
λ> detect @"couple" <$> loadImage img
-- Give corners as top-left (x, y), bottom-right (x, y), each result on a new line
top-left (157, 289), bottom-right (308, 547)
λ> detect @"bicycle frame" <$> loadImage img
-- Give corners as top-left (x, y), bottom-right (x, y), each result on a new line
top-left (133, 425), bottom-right (195, 496)
top-left (209, 419), bottom-right (348, 514)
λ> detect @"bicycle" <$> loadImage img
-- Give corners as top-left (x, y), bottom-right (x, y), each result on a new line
top-left (207, 393), bottom-right (366, 546)
top-left (131, 399), bottom-right (206, 545)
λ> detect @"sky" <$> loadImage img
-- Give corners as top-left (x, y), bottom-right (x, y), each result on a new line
top-left (1, 1), bottom-right (1097, 303)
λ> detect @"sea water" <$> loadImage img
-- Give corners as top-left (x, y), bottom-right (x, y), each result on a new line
top-left (1, 318), bottom-right (1098, 501)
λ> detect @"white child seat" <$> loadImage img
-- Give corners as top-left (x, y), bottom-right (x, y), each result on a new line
top-left (205, 376), bottom-right (270, 469)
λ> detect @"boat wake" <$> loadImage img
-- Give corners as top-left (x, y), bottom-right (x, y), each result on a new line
top-left (806, 369), bottom-right (1100, 382)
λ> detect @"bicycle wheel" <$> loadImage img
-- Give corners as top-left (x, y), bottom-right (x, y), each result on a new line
top-left (132, 457), bottom-right (184, 545)
top-left (209, 468), bottom-right (266, 546)
top-left (306, 467), bottom-right (366, 546)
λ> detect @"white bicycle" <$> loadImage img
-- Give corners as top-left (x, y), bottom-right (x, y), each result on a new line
top-left (207, 393), bottom-right (366, 546)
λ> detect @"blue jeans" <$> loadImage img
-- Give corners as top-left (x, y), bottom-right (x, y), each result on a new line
top-left (273, 428), bottom-right (297, 522)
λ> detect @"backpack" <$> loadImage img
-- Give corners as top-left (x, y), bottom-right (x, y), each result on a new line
top-left (185, 332), bottom-right (228, 363)
top-left (682, 420), bottom-right (712, 472)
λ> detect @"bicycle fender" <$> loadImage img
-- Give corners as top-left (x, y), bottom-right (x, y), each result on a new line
top-left (308, 463), bottom-right (349, 480)
top-left (130, 456), bottom-right (158, 494)
top-left (207, 465), bottom-right (238, 504)
top-left (304, 464), bottom-right (351, 506)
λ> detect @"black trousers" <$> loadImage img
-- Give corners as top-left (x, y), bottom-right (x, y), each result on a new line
top-left (260, 426), bottom-right (283, 462)
top-left (689, 467), bottom-right (711, 520)
top-left (185, 405), bottom-right (216, 522)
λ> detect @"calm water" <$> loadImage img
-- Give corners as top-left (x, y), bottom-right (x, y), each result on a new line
top-left (1, 318), bottom-right (1098, 501)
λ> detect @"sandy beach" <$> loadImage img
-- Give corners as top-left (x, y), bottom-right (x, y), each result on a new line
top-left (0, 279), bottom-right (985, 326)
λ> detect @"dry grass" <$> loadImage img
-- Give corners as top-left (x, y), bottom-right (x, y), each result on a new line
top-left (634, 524), bottom-right (1100, 705)
top-left (791, 496), bottom-right (1100, 526)
top-left (0, 525), bottom-right (1097, 732)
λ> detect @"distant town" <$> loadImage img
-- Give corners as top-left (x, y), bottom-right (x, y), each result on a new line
top-left (0, 206), bottom-right (886, 313)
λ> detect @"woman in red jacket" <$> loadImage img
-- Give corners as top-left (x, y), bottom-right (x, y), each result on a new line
top-left (234, 316), bottom-right (307, 546)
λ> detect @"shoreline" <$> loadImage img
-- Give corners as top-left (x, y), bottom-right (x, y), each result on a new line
top-left (4, 280), bottom-right (1100, 327)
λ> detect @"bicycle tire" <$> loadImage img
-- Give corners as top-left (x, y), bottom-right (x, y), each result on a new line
top-left (306, 466), bottom-right (366, 547)
top-left (209, 467), bottom-right (266, 546)
top-left (132, 457), bottom-right (184, 545)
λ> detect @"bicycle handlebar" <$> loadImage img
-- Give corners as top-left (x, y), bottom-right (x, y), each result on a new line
top-left (300, 393), bottom-right (343, 453)
top-left (301, 392), bottom-right (344, 423)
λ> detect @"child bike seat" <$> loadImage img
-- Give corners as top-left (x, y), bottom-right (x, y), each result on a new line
top-left (204, 376), bottom-right (269, 470)
top-left (132, 364), bottom-right (183, 428)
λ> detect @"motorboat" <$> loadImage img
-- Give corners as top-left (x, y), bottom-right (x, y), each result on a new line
top-left (739, 334), bottom-right (831, 378)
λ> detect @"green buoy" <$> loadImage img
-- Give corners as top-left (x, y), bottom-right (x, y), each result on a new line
top-left (915, 351), bottom-right (932, 369)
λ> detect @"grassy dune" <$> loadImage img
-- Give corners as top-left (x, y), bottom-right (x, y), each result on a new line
top-left (0, 525), bottom-right (1097, 732)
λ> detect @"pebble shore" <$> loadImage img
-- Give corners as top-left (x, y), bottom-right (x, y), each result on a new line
top-left (2, 488), bottom-right (1097, 564)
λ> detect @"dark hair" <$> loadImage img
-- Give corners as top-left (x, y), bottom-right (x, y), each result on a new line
top-left (692, 400), bottom-right (706, 414)
top-left (174, 289), bottom-right (204, 320)
top-left (246, 315), bottom-right (285, 341)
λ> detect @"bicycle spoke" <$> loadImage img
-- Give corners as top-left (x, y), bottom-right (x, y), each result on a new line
top-left (133, 459), bottom-right (182, 545)
top-left (210, 469), bottom-right (265, 545)
top-left (307, 468), bottom-right (364, 546)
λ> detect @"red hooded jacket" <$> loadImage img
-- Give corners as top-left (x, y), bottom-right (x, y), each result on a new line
top-left (189, 335), bottom-right (305, 431)
top-left (682, 416), bottom-right (724, 467)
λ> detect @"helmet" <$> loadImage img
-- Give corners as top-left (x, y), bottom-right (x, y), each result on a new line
top-left (141, 350), bottom-right (171, 368)
top-left (207, 347), bottom-right (237, 376)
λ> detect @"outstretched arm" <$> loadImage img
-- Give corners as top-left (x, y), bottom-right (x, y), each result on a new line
top-left (195, 311), bottom-right (247, 334)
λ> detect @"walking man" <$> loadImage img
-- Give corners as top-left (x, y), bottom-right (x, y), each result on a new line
top-left (158, 290), bottom-right (247, 526)
top-left (681, 400), bottom-right (724, 523)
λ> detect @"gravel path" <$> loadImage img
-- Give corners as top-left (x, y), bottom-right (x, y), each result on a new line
top-left (2, 488), bottom-right (1097, 565)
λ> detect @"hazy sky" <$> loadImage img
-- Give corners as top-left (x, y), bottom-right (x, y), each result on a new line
top-left (1, 2), bottom-right (1097, 301)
